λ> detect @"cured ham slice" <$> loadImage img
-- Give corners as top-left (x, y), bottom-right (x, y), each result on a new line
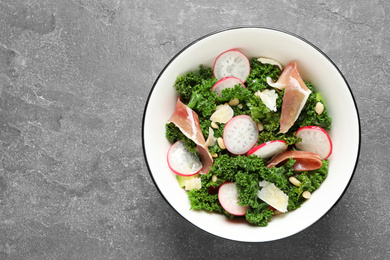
top-left (270, 61), bottom-right (311, 133)
top-left (266, 61), bottom-right (294, 90)
top-left (168, 98), bottom-right (213, 174)
top-left (266, 150), bottom-right (322, 171)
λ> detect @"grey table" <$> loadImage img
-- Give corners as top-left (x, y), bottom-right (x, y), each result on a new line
top-left (0, 0), bottom-right (388, 259)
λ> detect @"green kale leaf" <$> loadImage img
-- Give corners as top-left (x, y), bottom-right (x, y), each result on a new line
top-left (187, 187), bottom-right (224, 213)
top-left (257, 131), bottom-right (301, 146)
top-left (245, 201), bottom-right (274, 226)
top-left (287, 159), bottom-right (329, 210)
top-left (246, 59), bottom-right (281, 93)
top-left (173, 65), bottom-right (214, 102)
top-left (294, 82), bottom-right (332, 131)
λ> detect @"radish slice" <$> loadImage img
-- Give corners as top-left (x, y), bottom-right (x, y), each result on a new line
top-left (167, 141), bottom-right (203, 176)
top-left (295, 126), bottom-right (333, 160)
top-left (223, 115), bottom-right (259, 155)
top-left (218, 182), bottom-right (249, 216)
top-left (247, 140), bottom-right (288, 159)
top-left (212, 76), bottom-right (245, 97)
top-left (213, 49), bottom-right (250, 83)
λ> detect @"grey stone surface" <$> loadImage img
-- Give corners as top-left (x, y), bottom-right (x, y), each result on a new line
top-left (0, 0), bottom-right (388, 259)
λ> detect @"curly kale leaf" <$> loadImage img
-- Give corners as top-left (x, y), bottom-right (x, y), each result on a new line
top-left (186, 78), bottom-right (218, 119)
top-left (246, 58), bottom-right (281, 93)
top-left (298, 159), bottom-right (329, 191)
top-left (287, 159), bottom-right (329, 210)
top-left (217, 84), bottom-right (253, 104)
top-left (187, 186), bottom-right (235, 219)
top-left (215, 84), bottom-right (280, 128)
top-left (257, 131), bottom-right (301, 146)
top-left (246, 84), bottom-right (283, 132)
top-left (208, 155), bottom-right (265, 184)
top-left (187, 187), bottom-right (223, 213)
top-left (235, 170), bottom-right (262, 208)
top-left (245, 201), bottom-right (274, 226)
top-left (294, 82), bottom-right (332, 131)
top-left (234, 157), bottom-right (295, 207)
top-left (214, 84), bottom-right (280, 131)
top-left (265, 158), bottom-right (295, 189)
top-left (173, 65), bottom-right (214, 102)
top-left (173, 65), bottom-right (218, 119)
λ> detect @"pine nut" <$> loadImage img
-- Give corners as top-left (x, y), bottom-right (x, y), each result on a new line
top-left (289, 176), bottom-right (301, 187)
top-left (315, 102), bottom-right (324, 115)
top-left (211, 153), bottom-right (218, 158)
top-left (302, 191), bottom-right (311, 199)
top-left (212, 175), bottom-right (217, 183)
top-left (211, 121), bottom-right (219, 129)
top-left (228, 98), bottom-right (239, 107)
top-left (237, 104), bottom-right (243, 109)
top-left (217, 137), bottom-right (226, 149)
top-left (257, 121), bottom-right (264, 131)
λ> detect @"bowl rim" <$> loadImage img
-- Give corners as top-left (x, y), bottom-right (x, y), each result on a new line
top-left (142, 26), bottom-right (362, 242)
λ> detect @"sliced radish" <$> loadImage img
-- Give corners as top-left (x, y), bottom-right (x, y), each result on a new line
top-left (218, 182), bottom-right (249, 216)
top-left (212, 76), bottom-right (245, 97)
top-left (223, 115), bottom-right (258, 155)
top-left (213, 49), bottom-right (250, 83)
top-left (295, 126), bottom-right (332, 160)
top-left (167, 141), bottom-right (202, 176)
top-left (247, 140), bottom-right (287, 159)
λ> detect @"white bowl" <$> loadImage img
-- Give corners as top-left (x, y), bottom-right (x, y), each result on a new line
top-left (143, 27), bottom-right (360, 242)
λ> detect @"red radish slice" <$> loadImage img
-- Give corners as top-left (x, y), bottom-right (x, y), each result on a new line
top-left (295, 126), bottom-right (333, 160)
top-left (212, 76), bottom-right (245, 97)
top-left (247, 140), bottom-right (288, 159)
top-left (167, 141), bottom-right (203, 176)
top-left (218, 182), bottom-right (249, 216)
top-left (213, 49), bottom-right (250, 83)
top-left (223, 115), bottom-right (259, 155)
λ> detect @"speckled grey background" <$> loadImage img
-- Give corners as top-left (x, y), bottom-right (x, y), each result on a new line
top-left (0, 0), bottom-right (388, 259)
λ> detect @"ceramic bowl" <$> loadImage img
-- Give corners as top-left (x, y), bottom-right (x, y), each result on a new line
top-left (143, 27), bottom-right (360, 242)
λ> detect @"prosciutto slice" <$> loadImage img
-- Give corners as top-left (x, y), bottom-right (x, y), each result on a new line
top-left (266, 150), bottom-right (322, 171)
top-left (168, 98), bottom-right (213, 174)
top-left (271, 61), bottom-right (311, 133)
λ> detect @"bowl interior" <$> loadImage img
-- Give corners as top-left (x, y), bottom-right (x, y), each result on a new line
top-left (143, 27), bottom-right (360, 242)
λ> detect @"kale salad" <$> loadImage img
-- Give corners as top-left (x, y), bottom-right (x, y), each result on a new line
top-left (165, 49), bottom-right (332, 226)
